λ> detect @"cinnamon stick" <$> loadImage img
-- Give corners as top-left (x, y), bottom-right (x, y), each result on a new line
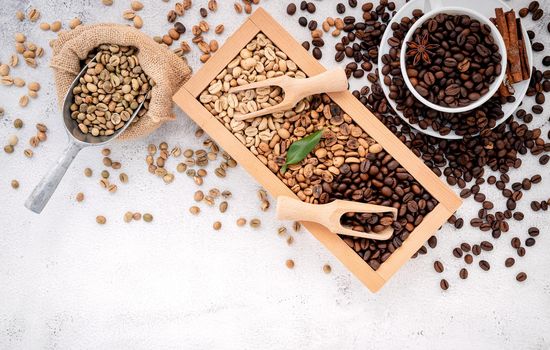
top-left (495, 8), bottom-right (513, 96)
top-left (516, 18), bottom-right (531, 80)
top-left (505, 10), bottom-right (522, 83)
top-left (495, 9), bottom-right (510, 49)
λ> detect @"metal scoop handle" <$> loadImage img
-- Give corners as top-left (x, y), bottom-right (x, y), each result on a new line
top-left (25, 140), bottom-right (84, 213)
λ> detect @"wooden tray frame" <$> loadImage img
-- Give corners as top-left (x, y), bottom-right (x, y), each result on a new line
top-left (173, 8), bottom-right (462, 292)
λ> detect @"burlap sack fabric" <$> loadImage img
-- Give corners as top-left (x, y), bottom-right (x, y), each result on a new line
top-left (50, 23), bottom-right (192, 139)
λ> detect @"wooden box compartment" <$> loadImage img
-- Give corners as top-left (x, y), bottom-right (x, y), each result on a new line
top-left (173, 8), bottom-right (462, 292)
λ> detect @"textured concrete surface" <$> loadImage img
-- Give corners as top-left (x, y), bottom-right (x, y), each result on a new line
top-left (0, 1), bottom-right (549, 349)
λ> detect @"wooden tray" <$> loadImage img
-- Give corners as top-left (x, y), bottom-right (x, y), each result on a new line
top-left (173, 8), bottom-right (462, 292)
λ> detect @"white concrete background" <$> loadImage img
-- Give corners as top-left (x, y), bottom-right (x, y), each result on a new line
top-left (0, 0), bottom-right (549, 349)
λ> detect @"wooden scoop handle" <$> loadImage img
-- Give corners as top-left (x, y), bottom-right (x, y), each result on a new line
top-left (294, 68), bottom-right (348, 98)
top-left (276, 196), bottom-right (330, 225)
top-left (276, 196), bottom-right (396, 240)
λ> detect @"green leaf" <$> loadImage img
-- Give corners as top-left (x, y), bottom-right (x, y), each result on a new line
top-left (281, 129), bottom-right (324, 174)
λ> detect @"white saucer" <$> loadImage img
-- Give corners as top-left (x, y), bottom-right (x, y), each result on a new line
top-left (377, 0), bottom-right (532, 139)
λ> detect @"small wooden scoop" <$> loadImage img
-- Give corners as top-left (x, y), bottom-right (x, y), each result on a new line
top-left (276, 196), bottom-right (398, 240)
top-left (229, 68), bottom-right (348, 121)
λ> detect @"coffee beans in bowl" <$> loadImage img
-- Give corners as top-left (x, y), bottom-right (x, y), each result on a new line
top-left (401, 9), bottom-right (506, 113)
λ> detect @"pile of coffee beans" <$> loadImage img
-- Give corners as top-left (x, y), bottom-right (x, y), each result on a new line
top-left (71, 44), bottom-right (153, 137)
top-left (334, 1), bottom-right (396, 78)
top-left (340, 211), bottom-right (395, 234)
top-left (325, 150), bottom-right (437, 270)
top-left (290, 0), bottom-right (548, 289)
top-left (405, 13), bottom-right (503, 108)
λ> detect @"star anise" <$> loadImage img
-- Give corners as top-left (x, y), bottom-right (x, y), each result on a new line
top-left (406, 32), bottom-right (439, 65)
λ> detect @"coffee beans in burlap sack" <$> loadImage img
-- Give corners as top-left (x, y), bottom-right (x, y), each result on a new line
top-left (50, 23), bottom-right (192, 139)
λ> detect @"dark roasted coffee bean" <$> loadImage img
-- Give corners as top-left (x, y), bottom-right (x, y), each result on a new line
top-left (312, 47), bottom-right (322, 59)
top-left (434, 260), bottom-right (444, 273)
top-left (480, 241), bottom-right (493, 251)
top-left (540, 155), bottom-right (549, 165)
top-left (455, 218), bottom-right (464, 229)
top-left (532, 8), bottom-right (543, 21)
top-left (528, 227), bottom-right (540, 237)
top-left (348, 0), bottom-right (357, 8)
top-left (428, 236), bottom-right (437, 249)
top-left (306, 2), bottom-right (316, 13)
top-left (528, 1), bottom-right (540, 12)
top-left (286, 3), bottom-right (297, 15)
top-left (459, 268), bottom-right (468, 279)
top-left (505, 257), bottom-right (515, 267)
top-left (516, 272), bottom-right (527, 282)
top-left (300, 0), bottom-right (307, 10)
top-left (464, 254), bottom-right (473, 264)
top-left (336, 3), bottom-right (346, 13)
top-left (525, 238), bottom-right (536, 247)
top-left (199, 7), bottom-right (207, 17)
top-left (452, 247), bottom-right (463, 258)
top-left (440, 279), bottom-right (449, 290)
top-left (472, 244), bottom-right (481, 256)
top-left (174, 22), bottom-right (186, 34)
top-left (298, 16), bottom-right (307, 26)
top-left (513, 212), bottom-right (524, 221)
top-left (517, 247), bottom-right (526, 257)
top-left (519, 7), bottom-right (529, 17)
top-left (479, 260), bottom-right (490, 271)
top-left (460, 243), bottom-right (471, 252)
top-left (532, 42), bottom-right (544, 52)
top-left (301, 41), bottom-right (310, 50)
top-left (511, 237), bottom-right (521, 249)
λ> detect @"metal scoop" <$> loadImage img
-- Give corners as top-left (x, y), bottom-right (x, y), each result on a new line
top-left (229, 68), bottom-right (348, 121)
top-left (25, 55), bottom-right (148, 214)
top-left (276, 196), bottom-right (398, 240)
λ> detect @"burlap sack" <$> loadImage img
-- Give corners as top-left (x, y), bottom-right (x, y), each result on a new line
top-left (50, 23), bottom-right (192, 139)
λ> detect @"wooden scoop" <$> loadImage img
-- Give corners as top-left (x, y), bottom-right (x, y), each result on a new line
top-left (276, 196), bottom-right (398, 240)
top-left (228, 68), bottom-right (348, 121)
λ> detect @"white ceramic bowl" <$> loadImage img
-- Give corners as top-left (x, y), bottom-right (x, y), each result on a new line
top-left (399, 6), bottom-right (507, 114)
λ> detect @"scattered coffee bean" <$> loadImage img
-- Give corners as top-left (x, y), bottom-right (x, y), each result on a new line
top-left (479, 260), bottom-right (490, 271)
top-left (440, 279), bottom-right (449, 290)
top-left (286, 259), bottom-right (295, 269)
top-left (480, 241), bottom-right (493, 251)
top-left (505, 257), bottom-right (515, 268)
top-left (528, 227), bottom-right (539, 237)
top-left (433, 260), bottom-right (444, 273)
top-left (525, 238), bottom-right (536, 247)
top-left (96, 215), bottom-right (106, 225)
top-left (516, 272), bottom-right (527, 282)
top-left (312, 47), bottom-right (322, 59)
top-left (286, 3), bottom-right (297, 15)
top-left (459, 268), bottom-right (468, 280)
top-left (452, 247), bottom-right (463, 258)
